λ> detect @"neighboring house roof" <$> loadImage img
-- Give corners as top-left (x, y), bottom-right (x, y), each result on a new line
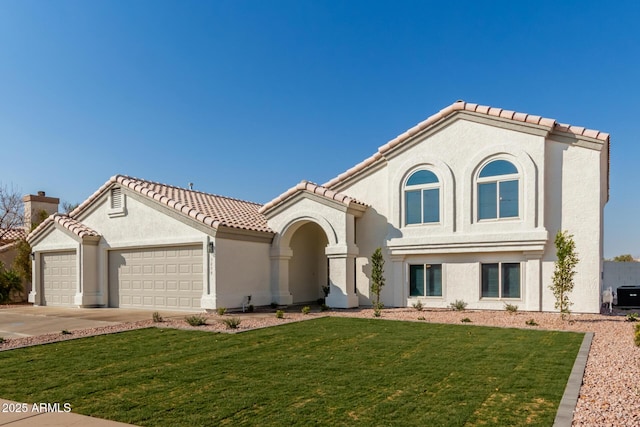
top-left (28, 175), bottom-right (273, 244)
top-left (0, 228), bottom-right (26, 243)
top-left (323, 100), bottom-right (610, 189)
top-left (259, 180), bottom-right (368, 214)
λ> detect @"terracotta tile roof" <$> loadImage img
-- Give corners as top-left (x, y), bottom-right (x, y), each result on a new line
top-left (323, 100), bottom-right (610, 188)
top-left (27, 214), bottom-right (100, 242)
top-left (0, 228), bottom-right (26, 243)
top-left (68, 175), bottom-right (273, 234)
top-left (259, 180), bottom-right (367, 214)
top-left (51, 214), bottom-right (100, 238)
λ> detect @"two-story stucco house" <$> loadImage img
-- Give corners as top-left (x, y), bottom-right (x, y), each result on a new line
top-left (27, 101), bottom-right (610, 313)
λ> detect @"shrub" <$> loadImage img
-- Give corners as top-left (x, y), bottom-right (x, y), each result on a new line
top-left (626, 312), bottom-right (639, 322)
top-left (217, 307), bottom-right (227, 316)
top-left (61, 329), bottom-right (72, 335)
top-left (461, 317), bottom-right (472, 323)
top-left (450, 300), bottom-right (467, 311)
top-left (412, 301), bottom-right (424, 311)
top-left (221, 317), bottom-right (242, 329)
top-left (270, 302), bottom-right (278, 309)
top-left (525, 318), bottom-right (539, 326)
top-left (0, 262), bottom-right (23, 304)
top-left (417, 316), bottom-right (426, 321)
top-left (275, 310), bottom-right (284, 319)
top-left (247, 304), bottom-right (254, 313)
top-left (152, 311), bottom-right (163, 323)
top-left (373, 307), bottom-right (382, 317)
top-left (504, 303), bottom-right (518, 314)
top-left (185, 314), bottom-right (207, 326)
top-left (301, 306), bottom-right (311, 315)
top-left (0, 337), bottom-right (5, 344)
top-left (635, 324), bottom-right (640, 347)
top-left (320, 304), bottom-right (329, 312)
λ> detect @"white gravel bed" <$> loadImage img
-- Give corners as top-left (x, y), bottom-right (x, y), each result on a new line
top-left (1, 307), bottom-right (639, 426)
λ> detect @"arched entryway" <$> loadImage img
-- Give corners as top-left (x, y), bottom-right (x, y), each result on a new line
top-left (288, 222), bottom-right (329, 303)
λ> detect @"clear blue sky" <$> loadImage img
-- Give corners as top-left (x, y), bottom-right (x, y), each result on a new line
top-left (1, 0), bottom-right (638, 258)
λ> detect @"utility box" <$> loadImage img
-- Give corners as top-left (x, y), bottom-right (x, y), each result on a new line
top-left (617, 286), bottom-right (640, 307)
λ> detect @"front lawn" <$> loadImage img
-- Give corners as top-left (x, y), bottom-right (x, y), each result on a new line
top-left (0, 318), bottom-right (583, 426)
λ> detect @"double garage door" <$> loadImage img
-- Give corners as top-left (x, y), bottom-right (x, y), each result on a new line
top-left (41, 251), bottom-right (77, 306)
top-left (109, 245), bottom-right (204, 310)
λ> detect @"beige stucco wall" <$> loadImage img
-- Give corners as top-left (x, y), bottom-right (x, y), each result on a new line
top-left (214, 237), bottom-right (271, 308)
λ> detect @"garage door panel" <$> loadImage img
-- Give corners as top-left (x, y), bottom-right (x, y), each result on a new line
top-left (109, 245), bottom-right (203, 310)
top-left (42, 251), bottom-right (77, 307)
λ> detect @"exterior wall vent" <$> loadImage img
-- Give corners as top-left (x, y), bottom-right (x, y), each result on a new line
top-left (108, 187), bottom-right (126, 218)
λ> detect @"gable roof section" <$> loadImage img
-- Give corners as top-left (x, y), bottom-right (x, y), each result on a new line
top-left (323, 100), bottom-right (610, 189)
top-left (259, 180), bottom-right (368, 215)
top-left (27, 213), bottom-right (101, 244)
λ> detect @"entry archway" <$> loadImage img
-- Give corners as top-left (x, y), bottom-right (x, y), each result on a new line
top-left (288, 221), bottom-right (329, 303)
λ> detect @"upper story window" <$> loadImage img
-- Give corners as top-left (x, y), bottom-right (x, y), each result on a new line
top-left (405, 169), bottom-right (440, 225)
top-left (477, 159), bottom-right (519, 220)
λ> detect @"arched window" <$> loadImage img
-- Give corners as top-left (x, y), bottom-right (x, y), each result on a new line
top-left (405, 169), bottom-right (440, 225)
top-left (477, 159), bottom-right (519, 220)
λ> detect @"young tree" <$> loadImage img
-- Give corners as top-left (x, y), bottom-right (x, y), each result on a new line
top-left (370, 247), bottom-right (385, 317)
top-left (613, 254), bottom-right (635, 262)
top-left (550, 230), bottom-right (579, 320)
top-left (13, 209), bottom-right (49, 283)
top-left (0, 261), bottom-right (22, 304)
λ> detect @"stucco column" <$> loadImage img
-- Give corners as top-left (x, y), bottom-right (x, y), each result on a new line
top-left (28, 252), bottom-right (40, 305)
top-left (79, 240), bottom-right (102, 307)
top-left (201, 239), bottom-right (217, 310)
top-left (270, 247), bottom-right (293, 305)
top-left (390, 254), bottom-right (405, 307)
top-left (524, 252), bottom-right (542, 311)
top-left (325, 245), bottom-right (359, 308)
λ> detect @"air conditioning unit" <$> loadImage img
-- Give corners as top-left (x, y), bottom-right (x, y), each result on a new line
top-left (616, 286), bottom-right (640, 307)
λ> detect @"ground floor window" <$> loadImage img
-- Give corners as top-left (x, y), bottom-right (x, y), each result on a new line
top-left (481, 263), bottom-right (520, 299)
top-left (409, 264), bottom-right (442, 297)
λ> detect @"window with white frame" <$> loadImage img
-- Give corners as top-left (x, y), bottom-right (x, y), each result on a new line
top-left (405, 169), bottom-right (440, 225)
top-left (409, 264), bottom-right (442, 297)
top-left (481, 262), bottom-right (520, 299)
top-left (477, 159), bottom-right (519, 220)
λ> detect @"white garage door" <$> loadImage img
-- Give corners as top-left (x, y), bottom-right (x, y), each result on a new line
top-left (42, 251), bottom-right (77, 306)
top-left (109, 245), bottom-right (204, 310)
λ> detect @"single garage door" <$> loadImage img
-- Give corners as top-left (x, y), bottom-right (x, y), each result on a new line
top-left (42, 251), bottom-right (77, 306)
top-left (109, 245), bottom-right (203, 310)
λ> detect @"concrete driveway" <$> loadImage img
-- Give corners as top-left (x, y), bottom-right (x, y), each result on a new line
top-left (0, 306), bottom-right (190, 339)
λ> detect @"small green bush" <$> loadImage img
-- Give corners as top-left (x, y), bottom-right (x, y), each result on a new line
top-left (504, 303), bottom-right (518, 314)
top-left (412, 301), bottom-right (424, 311)
top-left (417, 316), bottom-right (426, 321)
top-left (275, 310), bottom-right (284, 319)
top-left (625, 312), bottom-right (639, 322)
top-left (185, 314), bottom-right (207, 326)
top-left (0, 337), bottom-right (5, 344)
top-left (61, 329), bottom-right (72, 335)
top-left (152, 311), bottom-right (163, 323)
top-left (525, 318), bottom-right (538, 326)
top-left (461, 317), bottom-right (472, 323)
top-left (217, 307), bottom-right (227, 316)
top-left (221, 317), bottom-right (242, 329)
top-left (247, 304), bottom-right (254, 313)
top-left (301, 306), bottom-right (311, 315)
top-left (320, 304), bottom-right (329, 312)
top-left (450, 300), bottom-right (467, 311)
top-left (635, 324), bottom-right (640, 347)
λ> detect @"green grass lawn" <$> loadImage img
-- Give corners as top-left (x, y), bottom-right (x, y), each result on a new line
top-left (0, 318), bottom-right (583, 426)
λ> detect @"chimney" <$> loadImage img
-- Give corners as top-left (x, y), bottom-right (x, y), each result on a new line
top-left (23, 192), bottom-right (59, 230)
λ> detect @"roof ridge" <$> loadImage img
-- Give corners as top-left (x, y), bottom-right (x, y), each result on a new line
top-left (114, 174), bottom-right (263, 206)
top-left (322, 100), bottom-right (609, 189)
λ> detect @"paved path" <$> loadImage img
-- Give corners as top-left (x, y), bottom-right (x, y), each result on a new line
top-left (0, 399), bottom-right (137, 426)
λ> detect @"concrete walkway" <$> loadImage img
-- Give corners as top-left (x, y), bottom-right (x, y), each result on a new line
top-left (0, 399), bottom-right (137, 426)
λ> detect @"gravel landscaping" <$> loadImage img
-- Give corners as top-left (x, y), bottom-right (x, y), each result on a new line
top-left (1, 305), bottom-right (639, 426)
